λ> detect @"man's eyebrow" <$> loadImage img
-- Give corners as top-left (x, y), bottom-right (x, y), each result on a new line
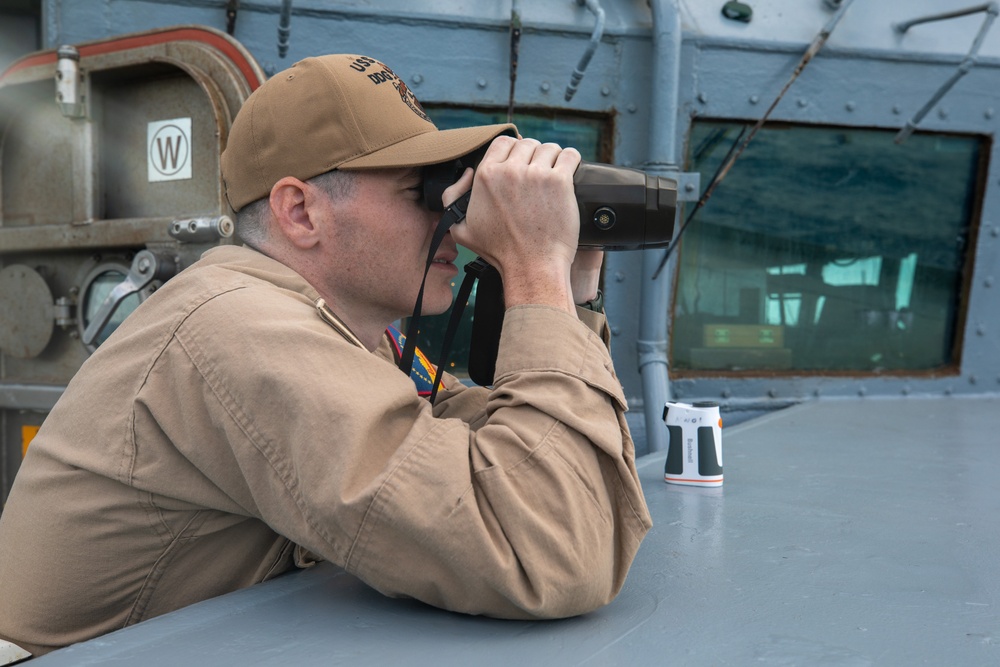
top-left (400, 168), bottom-right (422, 186)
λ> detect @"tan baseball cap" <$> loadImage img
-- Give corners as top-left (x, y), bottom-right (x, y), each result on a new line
top-left (221, 54), bottom-right (517, 212)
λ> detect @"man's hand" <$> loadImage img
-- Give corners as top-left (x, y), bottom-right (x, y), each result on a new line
top-left (448, 136), bottom-right (583, 315)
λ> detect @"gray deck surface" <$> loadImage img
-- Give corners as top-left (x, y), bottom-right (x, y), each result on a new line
top-left (33, 397), bottom-right (1000, 666)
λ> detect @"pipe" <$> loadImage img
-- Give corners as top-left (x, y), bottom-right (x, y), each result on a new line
top-left (278, 0), bottom-right (293, 58)
top-left (564, 0), bottom-right (606, 102)
top-left (508, 0), bottom-right (521, 123)
top-left (894, 2), bottom-right (998, 143)
top-left (639, 0), bottom-right (682, 452)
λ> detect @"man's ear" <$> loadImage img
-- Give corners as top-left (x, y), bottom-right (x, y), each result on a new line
top-left (269, 176), bottom-right (322, 250)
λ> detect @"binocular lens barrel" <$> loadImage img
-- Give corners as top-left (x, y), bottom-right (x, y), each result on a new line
top-left (422, 159), bottom-right (677, 251)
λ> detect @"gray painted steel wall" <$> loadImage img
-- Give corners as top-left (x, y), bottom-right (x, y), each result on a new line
top-left (16, 0), bottom-right (1000, 411)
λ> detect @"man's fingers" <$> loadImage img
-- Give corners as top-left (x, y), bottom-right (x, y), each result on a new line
top-left (554, 145), bottom-right (582, 173)
top-left (481, 134), bottom-right (518, 165)
top-left (441, 167), bottom-right (474, 209)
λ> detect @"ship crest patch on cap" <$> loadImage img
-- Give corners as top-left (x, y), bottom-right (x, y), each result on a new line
top-left (347, 56), bottom-right (431, 123)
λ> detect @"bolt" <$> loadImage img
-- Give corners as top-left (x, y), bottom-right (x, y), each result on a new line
top-left (976, 323), bottom-right (987, 336)
top-left (991, 227), bottom-right (999, 238)
top-left (610, 326), bottom-right (621, 336)
top-left (614, 271), bottom-right (625, 282)
top-left (845, 101), bottom-right (856, 111)
top-left (901, 385), bottom-right (910, 396)
top-left (137, 256), bottom-right (151, 273)
top-left (892, 105), bottom-right (902, 115)
top-left (767, 388), bottom-right (777, 398)
top-left (627, 103), bottom-right (637, 113)
top-left (969, 375), bottom-right (978, 385)
top-left (938, 107), bottom-right (949, 119)
top-left (540, 82), bottom-right (550, 93)
top-left (858, 386), bottom-right (867, 397)
top-left (697, 92), bottom-right (708, 104)
top-left (986, 108), bottom-right (995, 119)
top-left (477, 78), bottom-right (487, 89)
top-left (411, 74), bottom-right (423, 85)
top-left (944, 387), bottom-right (953, 396)
top-left (797, 98), bottom-right (808, 108)
top-left (749, 95), bottom-right (760, 105)
top-left (685, 182), bottom-right (696, 192)
top-left (721, 389), bottom-right (732, 399)
top-left (601, 86), bottom-right (610, 96)
top-left (985, 276), bottom-right (994, 288)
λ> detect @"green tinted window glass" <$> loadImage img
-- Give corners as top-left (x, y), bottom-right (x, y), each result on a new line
top-left (412, 108), bottom-right (605, 378)
top-left (673, 120), bottom-right (983, 374)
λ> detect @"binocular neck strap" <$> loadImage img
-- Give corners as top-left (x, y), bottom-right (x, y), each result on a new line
top-left (397, 190), bottom-right (471, 381)
top-left (427, 256), bottom-right (491, 402)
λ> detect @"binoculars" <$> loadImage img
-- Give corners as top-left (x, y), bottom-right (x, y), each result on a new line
top-left (422, 148), bottom-right (678, 250)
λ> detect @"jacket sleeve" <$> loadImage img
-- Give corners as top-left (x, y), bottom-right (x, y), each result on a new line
top-left (429, 304), bottom-right (612, 424)
top-left (154, 295), bottom-right (652, 620)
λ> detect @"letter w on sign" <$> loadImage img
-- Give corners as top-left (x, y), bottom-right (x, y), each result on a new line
top-left (147, 118), bottom-right (192, 182)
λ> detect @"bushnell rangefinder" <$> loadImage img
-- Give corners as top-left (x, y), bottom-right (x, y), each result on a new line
top-left (422, 147), bottom-right (678, 250)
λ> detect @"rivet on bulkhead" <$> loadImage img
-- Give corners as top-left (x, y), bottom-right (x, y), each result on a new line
top-left (477, 78), bottom-right (487, 89)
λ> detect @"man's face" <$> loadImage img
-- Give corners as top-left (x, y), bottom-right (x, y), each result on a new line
top-left (316, 168), bottom-right (459, 325)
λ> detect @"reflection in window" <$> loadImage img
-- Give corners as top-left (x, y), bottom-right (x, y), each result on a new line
top-left (413, 108), bottom-right (605, 378)
top-left (82, 270), bottom-right (142, 347)
top-left (673, 121), bottom-right (983, 373)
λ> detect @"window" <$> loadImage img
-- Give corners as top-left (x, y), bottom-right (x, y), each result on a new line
top-left (672, 120), bottom-right (985, 374)
top-left (412, 108), bottom-right (606, 378)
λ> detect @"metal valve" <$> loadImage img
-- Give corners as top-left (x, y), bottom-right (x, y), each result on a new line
top-left (80, 251), bottom-right (176, 346)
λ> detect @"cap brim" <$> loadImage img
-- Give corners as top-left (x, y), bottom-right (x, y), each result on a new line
top-left (337, 123), bottom-right (518, 170)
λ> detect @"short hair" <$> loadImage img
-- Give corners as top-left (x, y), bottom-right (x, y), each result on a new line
top-left (234, 170), bottom-right (358, 250)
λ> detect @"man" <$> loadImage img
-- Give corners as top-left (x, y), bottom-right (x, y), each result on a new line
top-left (0, 54), bottom-right (651, 658)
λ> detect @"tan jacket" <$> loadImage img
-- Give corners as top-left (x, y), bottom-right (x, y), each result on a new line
top-left (0, 246), bottom-right (651, 656)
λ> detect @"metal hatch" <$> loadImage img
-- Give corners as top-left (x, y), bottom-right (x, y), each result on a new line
top-left (0, 25), bottom-right (266, 506)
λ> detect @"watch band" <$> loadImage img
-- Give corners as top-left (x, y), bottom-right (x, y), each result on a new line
top-left (577, 289), bottom-right (604, 312)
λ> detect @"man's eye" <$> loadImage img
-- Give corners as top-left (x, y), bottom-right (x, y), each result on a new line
top-left (408, 185), bottom-right (424, 202)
